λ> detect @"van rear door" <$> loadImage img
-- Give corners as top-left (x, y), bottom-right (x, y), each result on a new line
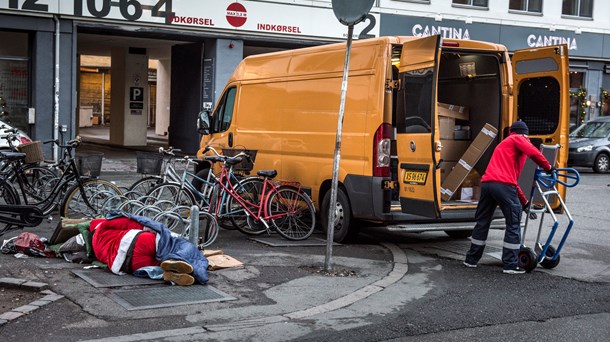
top-left (512, 45), bottom-right (570, 201)
top-left (395, 35), bottom-right (442, 218)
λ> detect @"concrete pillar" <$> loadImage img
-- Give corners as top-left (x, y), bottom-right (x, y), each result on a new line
top-left (110, 47), bottom-right (149, 146)
top-left (156, 57), bottom-right (171, 137)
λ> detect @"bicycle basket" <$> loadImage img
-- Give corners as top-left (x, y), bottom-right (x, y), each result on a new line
top-left (221, 149), bottom-right (257, 172)
top-left (76, 151), bottom-right (104, 177)
top-left (17, 141), bottom-right (45, 164)
top-left (136, 151), bottom-right (163, 174)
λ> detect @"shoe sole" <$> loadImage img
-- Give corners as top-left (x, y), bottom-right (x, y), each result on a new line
top-left (161, 260), bottom-right (194, 274)
top-left (463, 262), bottom-right (477, 268)
top-left (163, 271), bottom-right (195, 286)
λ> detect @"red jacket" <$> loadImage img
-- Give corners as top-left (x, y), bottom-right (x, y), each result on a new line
top-left (481, 133), bottom-right (551, 205)
top-left (90, 217), bottom-right (148, 274)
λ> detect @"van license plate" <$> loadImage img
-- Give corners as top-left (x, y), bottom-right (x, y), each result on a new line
top-left (403, 171), bottom-right (428, 185)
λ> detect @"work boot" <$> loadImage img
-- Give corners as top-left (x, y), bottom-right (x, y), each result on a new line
top-left (161, 260), bottom-right (193, 274)
top-left (163, 271), bottom-right (195, 286)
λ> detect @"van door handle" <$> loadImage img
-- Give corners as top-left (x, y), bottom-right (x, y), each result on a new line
top-left (228, 132), bottom-right (233, 147)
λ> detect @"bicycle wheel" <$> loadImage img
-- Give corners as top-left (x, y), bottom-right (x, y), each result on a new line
top-left (0, 179), bottom-right (20, 235)
top-left (196, 211), bottom-right (219, 248)
top-left (147, 183), bottom-right (196, 210)
top-left (128, 176), bottom-right (163, 198)
top-left (60, 179), bottom-right (123, 219)
top-left (18, 165), bottom-right (60, 202)
top-left (228, 177), bottom-right (267, 235)
top-left (267, 187), bottom-right (316, 241)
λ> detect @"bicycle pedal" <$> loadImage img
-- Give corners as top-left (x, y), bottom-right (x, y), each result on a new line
top-left (46, 215), bottom-right (53, 222)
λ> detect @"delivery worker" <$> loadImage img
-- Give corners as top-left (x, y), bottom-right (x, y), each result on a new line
top-left (464, 120), bottom-right (555, 274)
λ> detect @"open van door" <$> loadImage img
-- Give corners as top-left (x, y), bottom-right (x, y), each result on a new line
top-left (512, 45), bottom-right (570, 202)
top-left (395, 35), bottom-right (442, 218)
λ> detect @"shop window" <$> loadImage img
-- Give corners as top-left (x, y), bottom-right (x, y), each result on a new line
top-left (0, 31), bottom-right (29, 129)
top-left (562, 0), bottom-right (593, 18)
top-left (509, 0), bottom-right (542, 13)
top-left (453, 0), bottom-right (488, 8)
top-left (569, 71), bottom-right (584, 89)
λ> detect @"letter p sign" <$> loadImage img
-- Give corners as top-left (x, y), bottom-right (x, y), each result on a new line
top-left (130, 87), bottom-right (144, 102)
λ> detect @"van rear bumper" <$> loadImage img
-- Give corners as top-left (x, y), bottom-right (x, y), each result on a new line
top-left (344, 174), bottom-right (503, 226)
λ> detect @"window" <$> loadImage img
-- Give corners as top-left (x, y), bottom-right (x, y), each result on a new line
top-left (396, 68), bottom-right (434, 134)
top-left (212, 87), bottom-right (236, 133)
top-left (517, 77), bottom-right (560, 135)
top-left (562, 0), bottom-right (593, 18)
top-left (0, 31), bottom-right (29, 130)
top-left (453, 0), bottom-right (488, 7)
top-left (509, 0), bottom-right (542, 13)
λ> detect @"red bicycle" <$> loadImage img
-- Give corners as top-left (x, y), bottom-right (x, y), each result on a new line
top-left (203, 147), bottom-right (316, 241)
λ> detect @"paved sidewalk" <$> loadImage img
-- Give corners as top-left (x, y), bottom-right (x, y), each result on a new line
top-left (0, 140), bottom-right (407, 341)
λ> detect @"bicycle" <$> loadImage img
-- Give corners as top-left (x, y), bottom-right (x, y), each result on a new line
top-left (202, 147), bottom-right (316, 241)
top-left (0, 137), bottom-right (122, 234)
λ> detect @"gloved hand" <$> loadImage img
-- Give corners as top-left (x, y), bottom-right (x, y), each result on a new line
top-left (522, 201), bottom-right (538, 220)
top-left (547, 166), bottom-right (557, 174)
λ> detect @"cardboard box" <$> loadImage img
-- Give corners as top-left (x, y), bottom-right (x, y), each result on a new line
top-left (439, 161), bottom-right (457, 183)
top-left (454, 128), bottom-right (471, 140)
top-left (438, 102), bottom-right (469, 121)
top-left (440, 117), bottom-right (455, 140)
top-left (440, 140), bottom-right (470, 161)
top-left (440, 123), bottom-right (498, 201)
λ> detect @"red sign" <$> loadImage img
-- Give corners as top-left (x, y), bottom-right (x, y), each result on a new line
top-left (226, 2), bottom-right (247, 28)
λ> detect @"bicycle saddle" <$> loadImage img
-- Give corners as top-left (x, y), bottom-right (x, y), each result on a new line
top-left (257, 170), bottom-right (277, 179)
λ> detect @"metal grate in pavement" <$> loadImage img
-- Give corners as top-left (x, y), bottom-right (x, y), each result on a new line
top-left (108, 285), bottom-right (236, 310)
top-left (72, 269), bottom-right (163, 288)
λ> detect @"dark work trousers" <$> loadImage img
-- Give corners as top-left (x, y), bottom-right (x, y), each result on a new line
top-left (465, 182), bottom-right (523, 270)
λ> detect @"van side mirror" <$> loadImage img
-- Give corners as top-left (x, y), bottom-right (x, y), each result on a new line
top-left (197, 111), bottom-right (211, 135)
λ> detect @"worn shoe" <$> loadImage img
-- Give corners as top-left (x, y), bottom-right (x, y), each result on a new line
top-left (161, 260), bottom-right (193, 274)
top-left (503, 268), bottom-right (526, 274)
top-left (163, 271), bottom-right (195, 286)
top-left (463, 261), bottom-right (477, 268)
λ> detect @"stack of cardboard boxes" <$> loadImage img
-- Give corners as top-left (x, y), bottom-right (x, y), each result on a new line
top-left (438, 102), bottom-right (498, 202)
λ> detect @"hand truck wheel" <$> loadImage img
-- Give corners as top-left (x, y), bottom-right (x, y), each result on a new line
top-left (539, 245), bottom-right (561, 269)
top-left (518, 247), bottom-right (538, 272)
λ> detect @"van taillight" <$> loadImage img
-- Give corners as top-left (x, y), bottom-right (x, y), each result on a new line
top-left (373, 123), bottom-right (391, 177)
top-left (442, 41), bottom-right (459, 47)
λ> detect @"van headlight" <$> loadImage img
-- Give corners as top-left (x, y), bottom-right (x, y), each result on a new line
top-left (576, 145), bottom-right (593, 152)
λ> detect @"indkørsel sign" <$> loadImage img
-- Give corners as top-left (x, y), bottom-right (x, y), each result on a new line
top-left (0, 0), bottom-right (379, 39)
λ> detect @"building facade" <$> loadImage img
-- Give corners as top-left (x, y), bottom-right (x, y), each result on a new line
top-left (0, 0), bottom-right (608, 154)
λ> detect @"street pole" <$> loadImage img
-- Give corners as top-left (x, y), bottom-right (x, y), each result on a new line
top-left (325, 24), bottom-right (354, 271)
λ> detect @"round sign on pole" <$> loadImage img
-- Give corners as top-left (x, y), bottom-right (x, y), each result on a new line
top-left (331, 0), bottom-right (374, 26)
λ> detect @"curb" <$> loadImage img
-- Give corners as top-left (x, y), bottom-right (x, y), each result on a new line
top-left (0, 278), bottom-right (64, 327)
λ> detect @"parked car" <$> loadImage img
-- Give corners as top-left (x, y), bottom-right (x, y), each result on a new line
top-left (568, 116), bottom-right (610, 173)
top-left (0, 120), bottom-right (32, 150)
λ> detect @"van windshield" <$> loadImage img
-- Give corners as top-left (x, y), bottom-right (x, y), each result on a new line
top-left (570, 121), bottom-right (610, 138)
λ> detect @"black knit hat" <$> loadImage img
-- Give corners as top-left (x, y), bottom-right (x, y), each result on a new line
top-left (510, 120), bottom-right (529, 135)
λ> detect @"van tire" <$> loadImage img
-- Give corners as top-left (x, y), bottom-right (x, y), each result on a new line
top-left (444, 230), bottom-right (473, 239)
top-left (321, 188), bottom-right (356, 243)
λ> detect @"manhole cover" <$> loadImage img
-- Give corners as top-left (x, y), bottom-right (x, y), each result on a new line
top-left (73, 269), bottom-right (162, 288)
top-left (108, 285), bottom-right (236, 310)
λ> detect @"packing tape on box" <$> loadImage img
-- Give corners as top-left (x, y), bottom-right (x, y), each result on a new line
top-left (458, 159), bottom-right (473, 171)
top-left (481, 127), bottom-right (497, 138)
top-left (440, 187), bottom-right (453, 196)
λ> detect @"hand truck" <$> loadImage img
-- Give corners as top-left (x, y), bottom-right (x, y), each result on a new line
top-left (518, 166), bottom-right (580, 272)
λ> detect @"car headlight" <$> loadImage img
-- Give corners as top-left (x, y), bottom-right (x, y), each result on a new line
top-left (576, 145), bottom-right (593, 152)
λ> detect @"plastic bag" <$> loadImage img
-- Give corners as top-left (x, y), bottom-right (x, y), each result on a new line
top-left (14, 232), bottom-right (50, 257)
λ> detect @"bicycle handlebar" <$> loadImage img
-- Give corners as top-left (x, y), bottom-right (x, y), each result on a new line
top-left (203, 145), bottom-right (253, 164)
top-left (535, 167), bottom-right (580, 189)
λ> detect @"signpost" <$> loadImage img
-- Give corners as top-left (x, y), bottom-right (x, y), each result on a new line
top-left (325, 0), bottom-right (375, 271)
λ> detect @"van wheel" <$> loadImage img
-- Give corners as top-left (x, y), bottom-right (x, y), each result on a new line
top-left (444, 230), bottom-right (473, 239)
top-left (593, 153), bottom-right (609, 173)
top-left (321, 188), bottom-right (356, 243)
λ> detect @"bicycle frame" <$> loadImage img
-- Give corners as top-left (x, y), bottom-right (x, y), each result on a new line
top-left (7, 144), bottom-right (95, 214)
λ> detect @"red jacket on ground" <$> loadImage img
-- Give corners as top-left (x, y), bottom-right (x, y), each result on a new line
top-left (90, 217), bottom-right (160, 274)
top-left (481, 132), bottom-right (551, 205)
